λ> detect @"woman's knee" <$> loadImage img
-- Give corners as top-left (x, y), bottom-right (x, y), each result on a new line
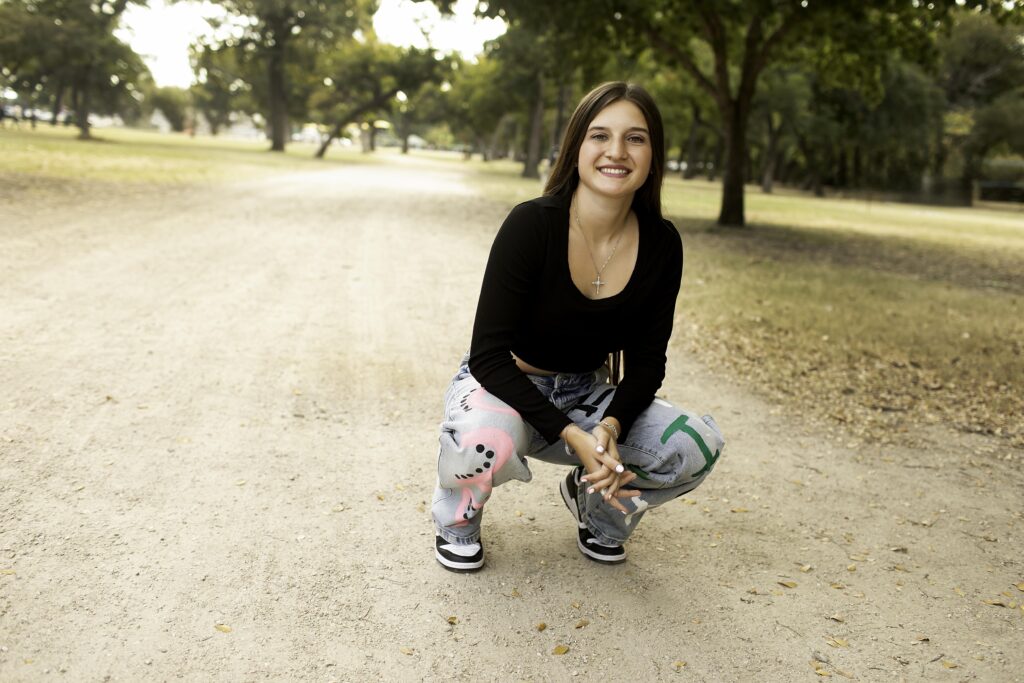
top-left (438, 383), bottom-right (532, 488)
top-left (624, 400), bottom-right (725, 488)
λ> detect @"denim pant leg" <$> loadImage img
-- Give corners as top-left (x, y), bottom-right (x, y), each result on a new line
top-left (555, 388), bottom-right (725, 546)
top-left (432, 365), bottom-right (534, 545)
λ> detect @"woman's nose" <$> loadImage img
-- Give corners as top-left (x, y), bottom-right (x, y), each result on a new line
top-left (606, 136), bottom-right (627, 159)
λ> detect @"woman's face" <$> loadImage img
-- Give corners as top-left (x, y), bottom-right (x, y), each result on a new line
top-left (576, 99), bottom-right (652, 201)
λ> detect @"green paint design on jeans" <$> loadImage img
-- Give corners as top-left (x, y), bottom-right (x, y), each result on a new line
top-left (626, 464), bottom-right (651, 480)
top-left (661, 415), bottom-right (720, 477)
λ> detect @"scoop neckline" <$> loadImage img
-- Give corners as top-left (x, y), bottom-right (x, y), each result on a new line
top-left (561, 208), bottom-right (644, 305)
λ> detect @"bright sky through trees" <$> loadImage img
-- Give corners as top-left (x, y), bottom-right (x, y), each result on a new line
top-left (117, 0), bottom-right (506, 88)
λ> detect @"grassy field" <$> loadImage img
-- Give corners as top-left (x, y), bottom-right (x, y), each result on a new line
top-left (2, 129), bottom-right (1020, 448)
top-left (0, 125), bottom-right (378, 186)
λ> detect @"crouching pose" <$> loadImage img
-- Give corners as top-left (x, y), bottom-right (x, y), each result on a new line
top-left (431, 82), bottom-right (724, 572)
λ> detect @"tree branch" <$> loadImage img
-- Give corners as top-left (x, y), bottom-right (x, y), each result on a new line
top-left (643, 24), bottom-right (717, 101)
top-left (737, 7), bottom-right (768, 111)
top-left (694, 0), bottom-right (731, 105)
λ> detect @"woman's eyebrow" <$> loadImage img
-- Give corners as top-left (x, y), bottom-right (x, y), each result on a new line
top-left (587, 125), bottom-right (650, 133)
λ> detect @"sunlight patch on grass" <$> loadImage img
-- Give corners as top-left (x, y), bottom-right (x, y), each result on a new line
top-left (0, 126), bottom-right (377, 185)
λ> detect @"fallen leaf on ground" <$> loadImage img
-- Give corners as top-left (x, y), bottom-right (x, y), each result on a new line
top-left (799, 564), bottom-right (813, 573)
top-left (394, 483), bottom-right (405, 491)
top-left (331, 504), bottom-right (345, 513)
top-left (214, 624), bottom-right (231, 633)
top-left (942, 660), bottom-right (958, 669)
top-left (826, 637), bottom-right (849, 648)
top-left (571, 601), bottom-right (581, 609)
top-left (552, 645), bottom-right (569, 655)
top-left (954, 586), bottom-right (965, 597)
top-left (1015, 582), bottom-right (1024, 591)
top-left (446, 616), bottom-right (458, 625)
top-left (235, 479), bottom-right (246, 486)
top-left (778, 580), bottom-right (798, 589)
top-left (575, 619), bottom-right (589, 629)
top-left (536, 623), bottom-right (547, 632)
top-left (731, 507), bottom-right (749, 513)
top-left (673, 660), bottom-right (687, 671)
top-left (830, 583), bottom-right (846, 590)
top-left (847, 564), bottom-right (856, 572)
top-left (982, 599), bottom-right (1007, 607)
top-left (510, 588), bottom-right (521, 598)
top-left (0, 569), bottom-right (15, 576)
top-left (400, 647), bottom-right (414, 656)
top-left (828, 614), bottom-right (845, 623)
top-left (375, 493), bottom-right (385, 501)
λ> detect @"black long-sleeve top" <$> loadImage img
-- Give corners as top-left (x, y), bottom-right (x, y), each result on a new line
top-left (468, 193), bottom-right (684, 444)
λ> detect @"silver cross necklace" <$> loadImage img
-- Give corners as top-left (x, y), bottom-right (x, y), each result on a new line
top-left (573, 198), bottom-right (625, 297)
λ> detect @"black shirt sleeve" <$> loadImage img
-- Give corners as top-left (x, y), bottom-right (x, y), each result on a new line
top-left (468, 202), bottom-right (573, 443)
top-left (603, 221), bottom-right (683, 440)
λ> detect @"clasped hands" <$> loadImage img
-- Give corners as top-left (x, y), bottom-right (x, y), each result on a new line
top-left (561, 421), bottom-right (640, 514)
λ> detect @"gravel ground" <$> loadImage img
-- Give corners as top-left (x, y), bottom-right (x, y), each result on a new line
top-left (1, 157), bottom-right (1021, 681)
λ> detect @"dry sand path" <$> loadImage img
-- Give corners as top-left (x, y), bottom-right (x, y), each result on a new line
top-left (1, 157), bottom-right (1021, 681)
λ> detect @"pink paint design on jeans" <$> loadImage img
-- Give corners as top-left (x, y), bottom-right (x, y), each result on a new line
top-left (451, 426), bottom-right (516, 526)
top-left (466, 387), bottom-right (519, 416)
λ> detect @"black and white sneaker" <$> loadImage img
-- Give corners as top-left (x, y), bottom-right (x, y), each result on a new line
top-left (434, 535), bottom-right (484, 572)
top-left (559, 467), bottom-right (626, 564)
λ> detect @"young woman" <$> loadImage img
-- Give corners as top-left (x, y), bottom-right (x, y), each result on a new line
top-left (432, 82), bottom-right (724, 572)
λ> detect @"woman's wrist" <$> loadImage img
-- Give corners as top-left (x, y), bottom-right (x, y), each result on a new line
top-left (597, 416), bottom-right (622, 441)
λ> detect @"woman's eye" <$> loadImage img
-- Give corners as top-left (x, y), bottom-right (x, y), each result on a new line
top-left (590, 133), bottom-right (608, 141)
top-left (628, 136), bottom-right (647, 144)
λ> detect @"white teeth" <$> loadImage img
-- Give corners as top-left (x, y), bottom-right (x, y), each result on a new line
top-left (600, 168), bottom-right (628, 176)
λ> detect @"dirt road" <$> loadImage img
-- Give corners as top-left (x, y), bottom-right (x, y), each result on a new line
top-left (1, 157), bottom-right (1021, 681)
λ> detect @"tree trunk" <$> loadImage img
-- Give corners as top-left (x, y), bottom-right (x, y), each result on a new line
top-left (51, 85), bottom-right (64, 126)
top-left (682, 104), bottom-right (702, 179)
top-left (522, 73), bottom-right (545, 179)
top-left (761, 118), bottom-right (774, 194)
top-left (74, 87), bottom-right (91, 140)
top-left (316, 121), bottom-right (344, 158)
top-left (852, 145), bottom-right (863, 188)
top-left (550, 83), bottom-right (567, 160)
top-left (717, 101), bottom-right (747, 226)
top-left (267, 37), bottom-right (288, 152)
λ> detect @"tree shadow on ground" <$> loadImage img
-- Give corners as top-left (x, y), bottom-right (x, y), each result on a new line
top-left (677, 217), bottom-right (1024, 296)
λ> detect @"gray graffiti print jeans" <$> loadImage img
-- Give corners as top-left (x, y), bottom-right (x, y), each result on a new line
top-left (432, 357), bottom-right (725, 547)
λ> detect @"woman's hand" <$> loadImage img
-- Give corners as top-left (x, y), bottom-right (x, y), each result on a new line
top-left (560, 422), bottom-right (639, 514)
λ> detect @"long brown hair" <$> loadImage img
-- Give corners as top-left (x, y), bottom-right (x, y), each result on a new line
top-left (543, 81), bottom-right (666, 221)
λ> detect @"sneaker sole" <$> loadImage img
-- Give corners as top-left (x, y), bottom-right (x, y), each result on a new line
top-left (434, 549), bottom-right (484, 573)
top-left (560, 472), bottom-right (626, 564)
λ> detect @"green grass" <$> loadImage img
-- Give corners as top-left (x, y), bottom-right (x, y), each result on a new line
top-left (0, 125), bottom-right (379, 185)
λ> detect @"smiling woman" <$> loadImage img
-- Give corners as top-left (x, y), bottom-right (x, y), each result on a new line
top-left (430, 82), bottom-right (725, 573)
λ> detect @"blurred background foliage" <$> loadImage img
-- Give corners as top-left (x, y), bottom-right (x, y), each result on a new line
top-left (1, 0), bottom-right (1023, 224)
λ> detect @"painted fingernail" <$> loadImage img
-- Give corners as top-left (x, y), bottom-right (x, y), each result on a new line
top-left (596, 445), bottom-right (605, 453)
top-left (615, 464), bottom-right (624, 473)
top-left (587, 487), bottom-right (594, 494)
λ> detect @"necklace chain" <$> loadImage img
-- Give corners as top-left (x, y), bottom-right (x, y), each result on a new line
top-left (573, 197), bottom-right (625, 297)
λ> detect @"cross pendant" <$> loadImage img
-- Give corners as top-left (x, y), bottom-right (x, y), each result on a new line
top-left (592, 275), bottom-right (605, 295)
